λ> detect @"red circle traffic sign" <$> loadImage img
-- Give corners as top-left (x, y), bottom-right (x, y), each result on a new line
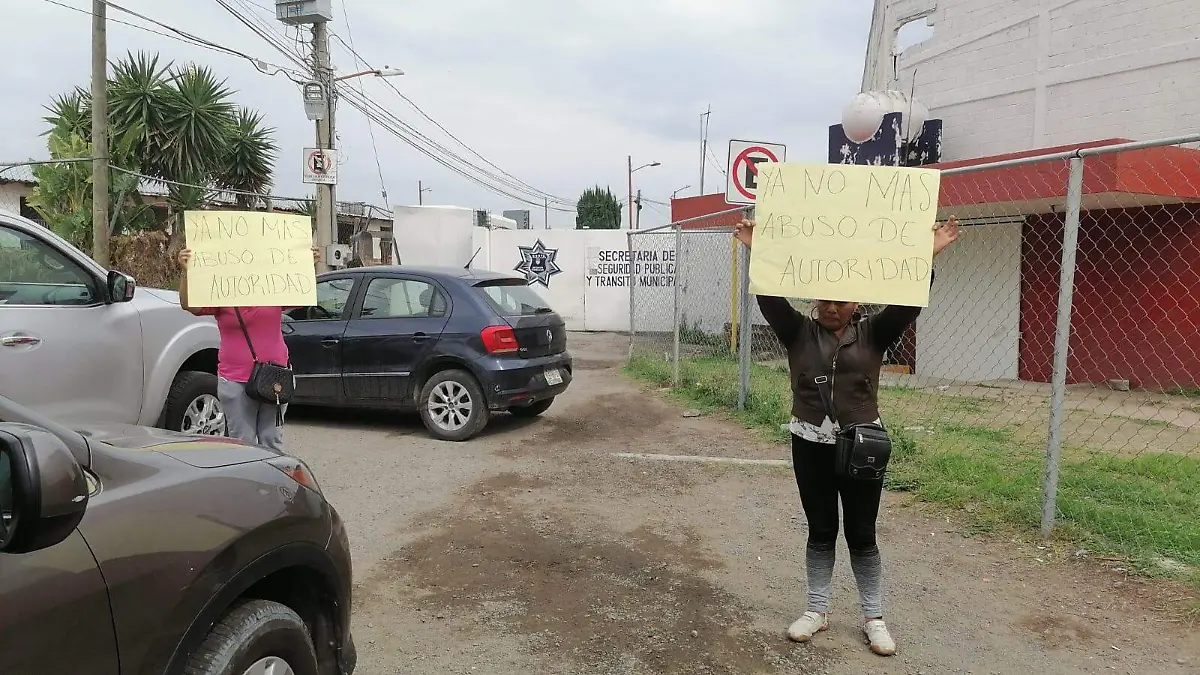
top-left (732, 145), bottom-right (780, 200)
top-left (308, 150), bottom-right (328, 174)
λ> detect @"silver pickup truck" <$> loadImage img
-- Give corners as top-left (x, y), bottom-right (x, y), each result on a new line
top-left (0, 210), bottom-right (224, 435)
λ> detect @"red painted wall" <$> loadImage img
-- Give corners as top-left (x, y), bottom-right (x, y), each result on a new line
top-left (1021, 205), bottom-right (1200, 389)
top-left (670, 194), bottom-right (747, 228)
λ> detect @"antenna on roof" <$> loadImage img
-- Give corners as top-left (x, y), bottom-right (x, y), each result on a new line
top-left (464, 247), bottom-right (481, 269)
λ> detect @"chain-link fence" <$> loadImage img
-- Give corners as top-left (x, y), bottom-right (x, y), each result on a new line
top-left (628, 207), bottom-right (752, 408)
top-left (629, 136), bottom-right (1200, 581)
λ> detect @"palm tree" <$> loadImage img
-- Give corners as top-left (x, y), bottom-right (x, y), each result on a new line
top-left (41, 51), bottom-right (278, 230)
top-left (221, 108), bottom-right (277, 209)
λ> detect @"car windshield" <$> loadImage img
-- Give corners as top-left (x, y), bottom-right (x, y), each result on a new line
top-left (475, 280), bottom-right (553, 316)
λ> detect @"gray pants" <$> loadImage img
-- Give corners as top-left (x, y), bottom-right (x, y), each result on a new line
top-left (218, 377), bottom-right (286, 451)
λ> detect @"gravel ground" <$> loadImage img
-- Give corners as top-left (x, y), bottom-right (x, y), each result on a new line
top-left (287, 332), bottom-right (1199, 675)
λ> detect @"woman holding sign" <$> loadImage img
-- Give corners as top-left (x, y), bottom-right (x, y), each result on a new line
top-left (734, 214), bottom-right (959, 656)
top-left (175, 246), bottom-right (322, 451)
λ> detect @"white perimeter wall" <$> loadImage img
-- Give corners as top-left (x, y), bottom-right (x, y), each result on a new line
top-left (863, 0), bottom-right (1200, 159)
top-left (394, 209), bottom-right (1019, 384)
top-left (917, 222), bottom-right (1022, 381)
top-left (392, 213), bottom-right (762, 334)
top-left (0, 184), bottom-right (26, 215)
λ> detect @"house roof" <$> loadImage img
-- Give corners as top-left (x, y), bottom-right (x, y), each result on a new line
top-left (934, 138), bottom-right (1200, 220)
top-left (668, 138), bottom-right (1200, 226)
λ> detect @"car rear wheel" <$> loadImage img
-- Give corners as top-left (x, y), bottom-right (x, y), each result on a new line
top-left (163, 371), bottom-right (226, 436)
top-left (419, 369), bottom-right (488, 442)
top-left (510, 397), bottom-right (555, 418)
top-left (183, 599), bottom-right (319, 675)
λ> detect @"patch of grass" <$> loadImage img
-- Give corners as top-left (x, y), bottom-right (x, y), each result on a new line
top-left (626, 354), bottom-right (1200, 590)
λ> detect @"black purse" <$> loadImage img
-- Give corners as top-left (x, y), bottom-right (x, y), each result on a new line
top-left (233, 309), bottom-right (295, 418)
top-left (808, 327), bottom-right (893, 482)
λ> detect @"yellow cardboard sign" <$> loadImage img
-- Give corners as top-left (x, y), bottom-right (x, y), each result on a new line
top-left (749, 163), bottom-right (941, 307)
top-left (184, 210), bottom-right (317, 308)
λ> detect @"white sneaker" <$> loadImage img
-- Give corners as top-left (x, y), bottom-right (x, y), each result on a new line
top-left (786, 611), bottom-right (828, 642)
top-left (863, 618), bottom-right (897, 656)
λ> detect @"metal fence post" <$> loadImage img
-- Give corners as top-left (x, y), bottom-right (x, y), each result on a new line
top-left (736, 210), bottom-right (753, 410)
top-left (672, 223), bottom-right (683, 386)
top-left (627, 231), bottom-right (636, 364)
top-left (1041, 155), bottom-right (1085, 537)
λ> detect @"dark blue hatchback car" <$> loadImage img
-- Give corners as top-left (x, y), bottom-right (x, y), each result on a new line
top-left (282, 266), bottom-right (572, 441)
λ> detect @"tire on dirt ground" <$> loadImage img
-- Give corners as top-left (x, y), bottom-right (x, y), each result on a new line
top-left (418, 369), bottom-right (489, 442)
top-left (509, 397), bottom-right (554, 418)
top-left (182, 599), bottom-right (319, 675)
top-left (162, 370), bottom-right (225, 435)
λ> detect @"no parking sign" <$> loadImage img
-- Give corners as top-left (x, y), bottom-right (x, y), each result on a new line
top-left (725, 139), bottom-right (787, 205)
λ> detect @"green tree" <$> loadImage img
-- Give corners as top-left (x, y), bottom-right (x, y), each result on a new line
top-left (35, 51), bottom-right (278, 244)
top-left (575, 186), bottom-right (623, 230)
top-left (26, 123), bottom-right (154, 249)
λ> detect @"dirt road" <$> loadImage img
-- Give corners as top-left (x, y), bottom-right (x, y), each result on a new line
top-left (289, 333), bottom-right (1198, 674)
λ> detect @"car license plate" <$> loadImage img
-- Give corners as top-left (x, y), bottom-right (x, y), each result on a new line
top-left (545, 368), bottom-right (563, 386)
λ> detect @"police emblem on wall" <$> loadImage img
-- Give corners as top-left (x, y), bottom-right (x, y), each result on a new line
top-left (514, 239), bottom-right (562, 288)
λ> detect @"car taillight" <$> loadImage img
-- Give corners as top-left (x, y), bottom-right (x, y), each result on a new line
top-left (481, 325), bottom-right (519, 354)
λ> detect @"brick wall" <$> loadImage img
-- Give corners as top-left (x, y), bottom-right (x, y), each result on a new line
top-left (863, 0), bottom-right (1200, 159)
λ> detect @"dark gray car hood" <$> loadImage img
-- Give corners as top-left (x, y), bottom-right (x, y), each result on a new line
top-left (74, 423), bottom-right (278, 468)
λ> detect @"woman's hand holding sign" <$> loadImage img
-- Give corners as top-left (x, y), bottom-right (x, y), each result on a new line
top-left (932, 217), bottom-right (960, 257)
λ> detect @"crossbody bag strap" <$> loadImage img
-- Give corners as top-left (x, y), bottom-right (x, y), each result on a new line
top-left (807, 322), bottom-right (839, 426)
top-left (232, 308), bottom-right (259, 363)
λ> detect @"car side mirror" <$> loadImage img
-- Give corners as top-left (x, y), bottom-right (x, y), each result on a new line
top-left (106, 270), bottom-right (136, 303)
top-left (0, 423), bottom-right (90, 554)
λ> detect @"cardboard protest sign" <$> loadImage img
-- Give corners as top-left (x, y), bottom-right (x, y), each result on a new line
top-left (183, 210), bottom-right (317, 308)
top-left (748, 163), bottom-right (941, 307)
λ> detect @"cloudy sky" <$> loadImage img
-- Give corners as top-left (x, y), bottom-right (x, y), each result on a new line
top-left (5, 0), bottom-right (877, 228)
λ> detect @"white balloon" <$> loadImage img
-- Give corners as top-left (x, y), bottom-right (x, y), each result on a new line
top-left (841, 92), bottom-right (887, 144)
top-left (883, 89), bottom-right (909, 115)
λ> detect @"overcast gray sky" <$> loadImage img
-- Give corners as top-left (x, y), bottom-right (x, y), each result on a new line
top-left (4, 0), bottom-right (874, 228)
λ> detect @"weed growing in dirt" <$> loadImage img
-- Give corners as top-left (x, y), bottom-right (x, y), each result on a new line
top-left (626, 354), bottom-right (1200, 591)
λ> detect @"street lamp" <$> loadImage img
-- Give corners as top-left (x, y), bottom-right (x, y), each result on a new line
top-left (672, 185), bottom-right (691, 200)
top-left (334, 66), bottom-right (405, 82)
top-left (627, 157), bottom-right (661, 230)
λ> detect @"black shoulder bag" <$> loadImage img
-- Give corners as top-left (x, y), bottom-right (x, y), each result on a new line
top-left (808, 327), bottom-right (893, 482)
top-left (233, 309), bottom-right (295, 418)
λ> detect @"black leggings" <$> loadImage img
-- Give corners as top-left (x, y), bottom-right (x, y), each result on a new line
top-left (791, 434), bottom-right (883, 555)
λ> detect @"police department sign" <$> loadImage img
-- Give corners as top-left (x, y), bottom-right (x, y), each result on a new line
top-left (514, 239), bottom-right (562, 288)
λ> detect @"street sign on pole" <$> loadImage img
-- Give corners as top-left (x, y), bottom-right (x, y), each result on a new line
top-left (302, 147), bottom-right (338, 185)
top-left (725, 139), bottom-right (786, 205)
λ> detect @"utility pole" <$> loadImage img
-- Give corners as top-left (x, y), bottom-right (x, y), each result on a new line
top-left (699, 104), bottom-right (711, 197)
top-left (634, 189), bottom-right (642, 230)
top-left (418, 180), bottom-right (430, 205)
top-left (543, 197), bottom-right (549, 229)
top-left (91, 0), bottom-right (109, 266)
top-left (312, 21), bottom-right (335, 273)
top-left (626, 155), bottom-right (634, 230)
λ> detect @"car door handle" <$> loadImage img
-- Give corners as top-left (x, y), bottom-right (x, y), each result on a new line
top-left (320, 338), bottom-right (340, 347)
top-left (1, 335), bottom-right (41, 347)
top-left (412, 332), bottom-right (431, 342)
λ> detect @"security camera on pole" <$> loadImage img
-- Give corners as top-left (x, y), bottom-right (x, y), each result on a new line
top-left (278, 0), bottom-right (336, 272)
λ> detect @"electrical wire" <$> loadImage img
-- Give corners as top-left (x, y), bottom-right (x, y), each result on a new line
top-left (337, 0), bottom-right (389, 208)
top-left (41, 0), bottom-right (301, 81)
top-left (705, 144), bottom-right (728, 178)
top-left (212, 0), bottom-right (576, 210)
top-left (329, 32), bottom-right (574, 207)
